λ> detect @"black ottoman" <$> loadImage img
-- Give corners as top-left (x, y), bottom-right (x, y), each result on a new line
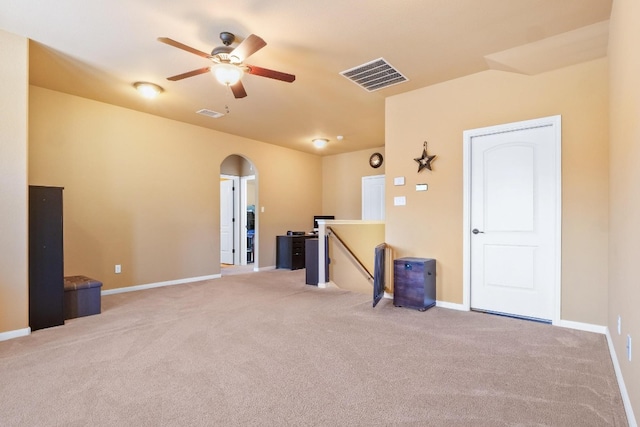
top-left (64, 276), bottom-right (102, 320)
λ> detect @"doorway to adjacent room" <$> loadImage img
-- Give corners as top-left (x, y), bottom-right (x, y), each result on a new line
top-left (463, 115), bottom-right (561, 323)
top-left (220, 155), bottom-right (258, 275)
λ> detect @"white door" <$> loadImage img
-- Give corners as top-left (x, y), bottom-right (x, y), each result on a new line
top-left (220, 178), bottom-right (235, 264)
top-left (362, 175), bottom-right (385, 220)
top-left (466, 116), bottom-right (561, 321)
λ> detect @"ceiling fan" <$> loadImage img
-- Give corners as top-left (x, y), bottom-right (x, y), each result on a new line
top-left (157, 32), bottom-right (295, 99)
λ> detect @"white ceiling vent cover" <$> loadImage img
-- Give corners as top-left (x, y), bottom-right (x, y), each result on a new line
top-left (340, 58), bottom-right (408, 92)
top-left (196, 109), bottom-right (225, 119)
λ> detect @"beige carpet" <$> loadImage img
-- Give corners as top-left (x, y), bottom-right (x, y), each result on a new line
top-left (0, 269), bottom-right (628, 426)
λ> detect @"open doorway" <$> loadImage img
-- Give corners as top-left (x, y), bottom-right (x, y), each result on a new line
top-left (220, 155), bottom-right (258, 275)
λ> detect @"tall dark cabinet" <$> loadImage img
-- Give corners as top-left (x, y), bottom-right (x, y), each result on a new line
top-left (304, 237), bottom-right (329, 285)
top-left (29, 186), bottom-right (64, 331)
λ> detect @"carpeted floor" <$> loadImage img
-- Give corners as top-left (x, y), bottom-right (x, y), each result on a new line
top-left (0, 269), bottom-right (628, 426)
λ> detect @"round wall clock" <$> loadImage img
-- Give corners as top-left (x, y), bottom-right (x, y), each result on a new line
top-left (369, 152), bottom-right (383, 168)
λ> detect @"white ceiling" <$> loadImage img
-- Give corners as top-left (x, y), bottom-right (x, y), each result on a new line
top-left (0, 0), bottom-right (612, 155)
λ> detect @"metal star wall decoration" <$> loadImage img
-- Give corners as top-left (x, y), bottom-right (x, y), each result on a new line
top-left (414, 141), bottom-right (436, 172)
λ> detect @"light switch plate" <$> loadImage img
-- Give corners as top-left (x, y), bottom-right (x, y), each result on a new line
top-left (394, 177), bottom-right (405, 186)
top-left (394, 196), bottom-right (406, 206)
top-left (416, 184), bottom-right (428, 192)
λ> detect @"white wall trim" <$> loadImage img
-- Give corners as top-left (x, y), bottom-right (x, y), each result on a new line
top-left (256, 265), bottom-right (276, 272)
top-left (554, 319), bottom-right (607, 334)
top-left (318, 280), bottom-right (340, 290)
top-left (605, 327), bottom-right (638, 427)
top-left (436, 300), bottom-right (468, 311)
top-left (101, 274), bottom-right (220, 296)
top-left (0, 327), bottom-right (31, 342)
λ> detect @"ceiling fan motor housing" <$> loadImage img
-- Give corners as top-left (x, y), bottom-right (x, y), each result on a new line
top-left (219, 31), bottom-right (235, 46)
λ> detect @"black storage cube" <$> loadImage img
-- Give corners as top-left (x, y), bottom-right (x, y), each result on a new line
top-left (63, 276), bottom-right (102, 319)
top-left (393, 257), bottom-right (436, 311)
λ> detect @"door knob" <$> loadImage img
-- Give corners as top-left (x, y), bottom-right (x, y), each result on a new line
top-left (472, 229), bottom-right (484, 234)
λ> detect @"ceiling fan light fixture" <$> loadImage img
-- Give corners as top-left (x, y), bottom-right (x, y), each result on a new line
top-left (133, 82), bottom-right (163, 99)
top-left (212, 63), bottom-right (244, 86)
top-left (312, 138), bottom-right (329, 149)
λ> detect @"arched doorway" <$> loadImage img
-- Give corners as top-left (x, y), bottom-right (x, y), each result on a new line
top-left (220, 155), bottom-right (258, 274)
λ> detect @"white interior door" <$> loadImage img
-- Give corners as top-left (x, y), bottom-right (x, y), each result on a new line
top-left (220, 178), bottom-right (235, 265)
top-left (362, 175), bottom-right (385, 220)
top-left (466, 116), bottom-right (561, 321)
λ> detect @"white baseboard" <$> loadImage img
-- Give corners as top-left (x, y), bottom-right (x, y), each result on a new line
top-left (554, 319), bottom-right (607, 334)
top-left (0, 327), bottom-right (31, 342)
top-left (605, 327), bottom-right (637, 427)
top-left (102, 274), bottom-right (220, 296)
top-left (256, 265), bottom-right (276, 272)
top-left (436, 300), bottom-right (468, 311)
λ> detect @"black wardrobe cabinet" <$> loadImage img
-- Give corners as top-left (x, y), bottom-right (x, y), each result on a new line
top-left (29, 186), bottom-right (64, 331)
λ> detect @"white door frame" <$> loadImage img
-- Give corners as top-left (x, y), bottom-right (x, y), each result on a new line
top-left (462, 115), bottom-right (562, 325)
top-left (240, 175), bottom-right (256, 266)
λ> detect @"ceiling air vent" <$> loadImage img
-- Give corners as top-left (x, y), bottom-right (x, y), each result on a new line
top-left (340, 58), bottom-right (408, 92)
top-left (196, 109), bottom-right (225, 119)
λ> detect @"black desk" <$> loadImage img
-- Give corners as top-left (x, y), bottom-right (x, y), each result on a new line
top-left (276, 235), bottom-right (314, 270)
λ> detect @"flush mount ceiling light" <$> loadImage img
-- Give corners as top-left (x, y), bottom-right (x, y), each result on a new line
top-left (133, 82), bottom-right (163, 99)
top-left (312, 138), bottom-right (329, 149)
top-left (211, 63), bottom-right (244, 86)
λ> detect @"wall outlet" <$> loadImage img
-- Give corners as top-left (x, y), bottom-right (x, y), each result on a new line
top-left (115, 264), bottom-right (121, 274)
top-left (618, 315), bottom-right (622, 335)
top-left (628, 335), bottom-right (632, 362)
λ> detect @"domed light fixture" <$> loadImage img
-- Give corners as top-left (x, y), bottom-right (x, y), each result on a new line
top-left (133, 82), bottom-right (163, 99)
top-left (312, 138), bottom-right (329, 149)
top-left (212, 63), bottom-right (244, 86)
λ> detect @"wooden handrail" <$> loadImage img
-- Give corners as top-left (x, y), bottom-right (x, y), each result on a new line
top-left (327, 226), bottom-right (374, 282)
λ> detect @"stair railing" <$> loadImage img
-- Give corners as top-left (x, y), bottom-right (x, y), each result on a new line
top-left (327, 226), bottom-right (374, 283)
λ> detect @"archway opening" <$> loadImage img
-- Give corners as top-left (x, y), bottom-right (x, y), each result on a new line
top-left (220, 155), bottom-right (258, 275)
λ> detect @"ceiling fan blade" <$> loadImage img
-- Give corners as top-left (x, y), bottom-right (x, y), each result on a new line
top-left (246, 65), bottom-right (296, 83)
top-left (166, 67), bottom-right (211, 81)
top-left (157, 37), bottom-right (212, 59)
top-left (230, 34), bottom-right (266, 62)
top-left (230, 80), bottom-right (248, 99)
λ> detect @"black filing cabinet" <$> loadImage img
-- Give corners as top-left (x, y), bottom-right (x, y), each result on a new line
top-left (393, 257), bottom-right (436, 311)
top-left (276, 235), bottom-right (312, 270)
top-left (29, 186), bottom-right (65, 331)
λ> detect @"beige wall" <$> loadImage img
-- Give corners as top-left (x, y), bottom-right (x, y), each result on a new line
top-left (0, 30), bottom-right (29, 335)
top-left (328, 223), bottom-right (385, 294)
top-left (322, 147), bottom-right (385, 220)
top-left (29, 86), bottom-right (322, 291)
top-left (608, 0), bottom-right (640, 418)
top-left (385, 58), bottom-right (609, 324)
